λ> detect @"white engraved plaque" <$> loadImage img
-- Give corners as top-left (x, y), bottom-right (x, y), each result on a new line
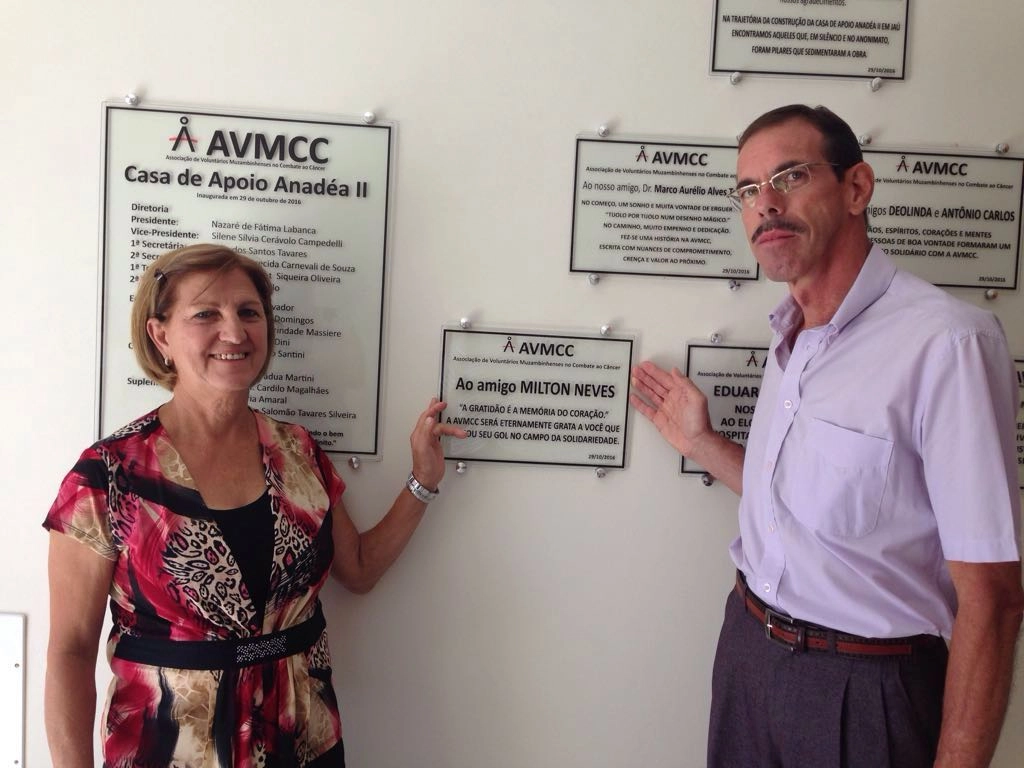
top-left (440, 329), bottom-right (633, 468)
top-left (683, 344), bottom-right (768, 475)
top-left (866, 149), bottom-right (1022, 289)
top-left (571, 139), bottom-right (757, 280)
top-left (712, 0), bottom-right (909, 79)
top-left (100, 103), bottom-right (393, 454)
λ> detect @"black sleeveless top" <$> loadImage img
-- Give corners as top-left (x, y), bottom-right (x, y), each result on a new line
top-left (210, 489), bottom-right (274, 626)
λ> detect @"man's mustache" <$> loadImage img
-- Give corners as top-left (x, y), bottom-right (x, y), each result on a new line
top-left (751, 219), bottom-right (806, 244)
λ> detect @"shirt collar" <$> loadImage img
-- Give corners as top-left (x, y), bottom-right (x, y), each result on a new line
top-left (767, 243), bottom-right (896, 340)
top-left (829, 244), bottom-right (896, 332)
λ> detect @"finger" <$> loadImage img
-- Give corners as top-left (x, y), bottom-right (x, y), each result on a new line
top-left (632, 363), bottom-right (663, 385)
top-left (630, 375), bottom-right (660, 407)
top-left (632, 373), bottom-right (665, 404)
top-left (421, 415), bottom-right (466, 442)
top-left (638, 360), bottom-right (676, 387)
top-left (635, 362), bottom-right (674, 397)
top-left (426, 399), bottom-right (449, 421)
top-left (415, 400), bottom-right (445, 430)
top-left (412, 416), bottom-right (440, 448)
top-left (629, 392), bottom-right (658, 422)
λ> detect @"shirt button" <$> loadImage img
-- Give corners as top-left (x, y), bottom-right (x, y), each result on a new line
top-left (768, 523), bottom-right (776, 533)
top-left (763, 583), bottom-right (771, 593)
top-left (784, 399), bottom-right (793, 409)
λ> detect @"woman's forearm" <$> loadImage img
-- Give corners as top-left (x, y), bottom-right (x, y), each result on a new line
top-left (45, 650), bottom-right (99, 768)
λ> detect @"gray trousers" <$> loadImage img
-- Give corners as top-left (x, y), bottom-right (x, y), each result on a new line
top-left (707, 589), bottom-right (948, 768)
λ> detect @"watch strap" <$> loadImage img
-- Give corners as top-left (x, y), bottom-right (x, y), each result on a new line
top-left (407, 472), bottom-right (439, 503)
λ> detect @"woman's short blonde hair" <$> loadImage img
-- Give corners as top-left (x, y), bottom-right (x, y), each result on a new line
top-left (130, 244), bottom-right (276, 390)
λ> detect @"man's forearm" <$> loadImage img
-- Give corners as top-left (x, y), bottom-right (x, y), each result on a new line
top-left (690, 430), bottom-right (745, 495)
top-left (934, 568), bottom-right (1023, 767)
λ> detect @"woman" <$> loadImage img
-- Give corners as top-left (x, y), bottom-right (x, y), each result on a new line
top-left (44, 244), bottom-right (464, 767)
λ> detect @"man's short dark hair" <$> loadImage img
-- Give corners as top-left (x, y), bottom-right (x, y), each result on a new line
top-left (738, 104), bottom-right (862, 180)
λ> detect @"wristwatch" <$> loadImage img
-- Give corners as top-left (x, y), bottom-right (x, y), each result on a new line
top-left (406, 472), bottom-right (439, 503)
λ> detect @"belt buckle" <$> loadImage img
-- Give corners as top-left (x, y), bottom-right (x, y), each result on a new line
top-left (763, 607), bottom-right (805, 653)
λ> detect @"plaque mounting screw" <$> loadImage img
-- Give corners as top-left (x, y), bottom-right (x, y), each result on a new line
top-left (459, 317), bottom-right (472, 329)
top-left (348, 456), bottom-right (361, 470)
top-left (984, 288), bottom-right (999, 301)
top-left (595, 467), bottom-right (607, 479)
top-left (124, 92), bottom-right (139, 106)
top-left (362, 111), bottom-right (377, 125)
top-left (728, 279), bottom-right (742, 292)
top-left (709, 332), bottom-right (723, 345)
top-left (869, 77), bottom-right (883, 92)
top-left (995, 143), bottom-right (1010, 155)
top-left (701, 473), bottom-right (714, 487)
top-left (588, 273), bottom-right (601, 285)
top-left (597, 124), bottom-right (610, 138)
top-left (455, 461), bottom-right (468, 474)
top-left (600, 324), bottom-right (612, 336)
top-left (858, 134), bottom-right (872, 146)
top-left (729, 72), bottom-right (743, 86)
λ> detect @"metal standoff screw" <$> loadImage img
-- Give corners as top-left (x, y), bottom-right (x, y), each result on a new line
top-left (595, 467), bottom-right (607, 479)
top-left (701, 473), bottom-right (714, 487)
top-left (729, 71), bottom-right (743, 86)
top-left (588, 273), bottom-right (601, 285)
top-left (984, 288), bottom-right (999, 301)
top-left (124, 92), bottom-right (139, 106)
top-left (858, 134), bottom-right (872, 146)
top-left (597, 124), bottom-right (610, 138)
top-left (348, 456), bottom-right (361, 470)
top-left (362, 111), bottom-right (377, 125)
top-left (455, 461), bottom-right (468, 474)
top-left (600, 324), bottom-right (612, 336)
top-left (728, 279), bottom-right (742, 292)
top-left (709, 332), bottom-right (723, 345)
top-left (869, 77), bottom-right (883, 92)
top-left (459, 316), bottom-right (471, 329)
top-left (995, 143), bottom-right (1010, 154)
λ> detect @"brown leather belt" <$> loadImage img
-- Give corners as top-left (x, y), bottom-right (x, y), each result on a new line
top-left (735, 572), bottom-right (941, 657)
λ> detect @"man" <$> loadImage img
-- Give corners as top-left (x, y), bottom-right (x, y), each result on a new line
top-left (630, 105), bottom-right (1023, 768)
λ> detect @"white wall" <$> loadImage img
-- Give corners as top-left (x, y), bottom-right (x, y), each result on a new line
top-left (4, 1), bottom-right (1022, 766)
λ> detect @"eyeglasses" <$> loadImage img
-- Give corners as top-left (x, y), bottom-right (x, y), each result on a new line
top-left (727, 162), bottom-right (840, 210)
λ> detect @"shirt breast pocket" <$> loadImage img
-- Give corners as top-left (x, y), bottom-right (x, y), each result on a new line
top-left (781, 418), bottom-right (893, 538)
